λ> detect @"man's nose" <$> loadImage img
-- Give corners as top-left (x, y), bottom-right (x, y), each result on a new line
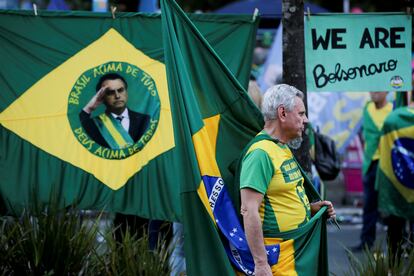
top-left (303, 115), bottom-right (309, 124)
top-left (114, 91), bottom-right (120, 98)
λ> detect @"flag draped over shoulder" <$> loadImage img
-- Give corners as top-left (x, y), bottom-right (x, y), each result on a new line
top-left (0, 10), bottom-right (257, 223)
top-left (377, 107), bottom-right (414, 220)
top-left (230, 134), bottom-right (328, 276)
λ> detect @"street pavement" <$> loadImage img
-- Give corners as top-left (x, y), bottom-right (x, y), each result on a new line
top-left (327, 207), bottom-right (387, 276)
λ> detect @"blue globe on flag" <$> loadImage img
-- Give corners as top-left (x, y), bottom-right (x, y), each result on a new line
top-left (392, 138), bottom-right (414, 189)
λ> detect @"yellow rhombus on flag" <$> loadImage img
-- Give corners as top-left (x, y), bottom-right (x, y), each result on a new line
top-left (0, 29), bottom-right (175, 190)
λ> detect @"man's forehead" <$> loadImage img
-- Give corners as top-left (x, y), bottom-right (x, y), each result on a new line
top-left (294, 96), bottom-right (306, 111)
top-left (102, 79), bottom-right (125, 87)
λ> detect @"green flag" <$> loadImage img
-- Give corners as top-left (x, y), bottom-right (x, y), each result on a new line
top-left (0, 10), bottom-right (258, 223)
top-left (161, 0), bottom-right (331, 274)
top-left (160, 0), bottom-right (263, 273)
top-left (377, 106), bottom-right (414, 220)
top-left (0, 7), bottom-right (262, 276)
top-left (394, 91), bottom-right (409, 108)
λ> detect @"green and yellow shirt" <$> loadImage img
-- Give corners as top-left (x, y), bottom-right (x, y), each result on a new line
top-left (362, 101), bottom-right (392, 174)
top-left (240, 132), bottom-right (311, 236)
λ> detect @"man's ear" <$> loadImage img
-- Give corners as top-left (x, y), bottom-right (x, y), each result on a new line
top-left (277, 105), bottom-right (286, 122)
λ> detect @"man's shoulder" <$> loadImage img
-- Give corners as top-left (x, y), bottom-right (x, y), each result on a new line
top-left (364, 101), bottom-right (373, 110)
top-left (128, 109), bottom-right (150, 120)
top-left (364, 101), bottom-right (376, 115)
top-left (248, 139), bottom-right (276, 153)
top-left (247, 139), bottom-right (288, 158)
top-left (79, 109), bottom-right (93, 121)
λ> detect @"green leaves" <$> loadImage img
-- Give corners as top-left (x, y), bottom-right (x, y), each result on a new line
top-left (92, 226), bottom-right (171, 276)
top-left (344, 241), bottom-right (414, 276)
top-left (0, 206), bottom-right (98, 275)
top-left (0, 204), bottom-right (171, 276)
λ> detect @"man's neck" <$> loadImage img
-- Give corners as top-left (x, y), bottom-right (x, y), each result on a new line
top-left (263, 120), bottom-right (288, 144)
top-left (374, 100), bottom-right (387, 109)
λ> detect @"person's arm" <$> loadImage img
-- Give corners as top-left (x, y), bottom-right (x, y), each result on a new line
top-left (83, 86), bottom-right (107, 114)
top-left (241, 188), bottom-right (272, 276)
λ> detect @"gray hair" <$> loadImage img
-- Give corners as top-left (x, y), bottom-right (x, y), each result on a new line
top-left (261, 84), bottom-right (304, 121)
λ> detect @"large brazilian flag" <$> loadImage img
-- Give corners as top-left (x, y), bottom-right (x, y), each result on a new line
top-left (377, 106), bottom-right (414, 220)
top-left (0, 4), bottom-right (263, 275)
top-left (0, 10), bottom-right (258, 216)
top-left (161, 1), bottom-right (329, 275)
top-left (160, 0), bottom-right (264, 273)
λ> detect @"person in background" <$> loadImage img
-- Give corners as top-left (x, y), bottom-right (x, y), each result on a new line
top-left (352, 92), bottom-right (392, 251)
top-left (169, 222), bottom-right (186, 275)
top-left (248, 79), bottom-right (263, 109)
top-left (377, 90), bottom-right (414, 260)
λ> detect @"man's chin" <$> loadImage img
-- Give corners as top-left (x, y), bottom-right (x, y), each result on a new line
top-left (108, 106), bottom-right (127, 114)
top-left (288, 137), bottom-right (303, 150)
top-left (114, 103), bottom-right (126, 108)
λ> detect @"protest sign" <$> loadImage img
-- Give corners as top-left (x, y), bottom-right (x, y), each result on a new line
top-left (305, 14), bottom-right (412, 92)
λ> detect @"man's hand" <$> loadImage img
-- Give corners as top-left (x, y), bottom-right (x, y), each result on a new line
top-left (310, 200), bottom-right (336, 218)
top-left (254, 262), bottom-right (273, 276)
top-left (83, 86), bottom-right (107, 114)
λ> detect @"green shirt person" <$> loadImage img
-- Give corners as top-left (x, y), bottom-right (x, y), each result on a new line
top-left (362, 93), bottom-right (393, 175)
top-left (240, 84), bottom-right (336, 276)
top-left (353, 92), bottom-right (392, 252)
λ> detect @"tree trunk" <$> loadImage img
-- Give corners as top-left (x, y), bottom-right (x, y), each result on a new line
top-left (282, 0), bottom-right (312, 174)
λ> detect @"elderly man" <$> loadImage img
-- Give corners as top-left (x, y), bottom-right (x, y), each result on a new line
top-left (239, 84), bottom-right (335, 276)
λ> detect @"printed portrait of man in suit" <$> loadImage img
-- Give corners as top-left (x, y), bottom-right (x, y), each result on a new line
top-left (79, 73), bottom-right (150, 149)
